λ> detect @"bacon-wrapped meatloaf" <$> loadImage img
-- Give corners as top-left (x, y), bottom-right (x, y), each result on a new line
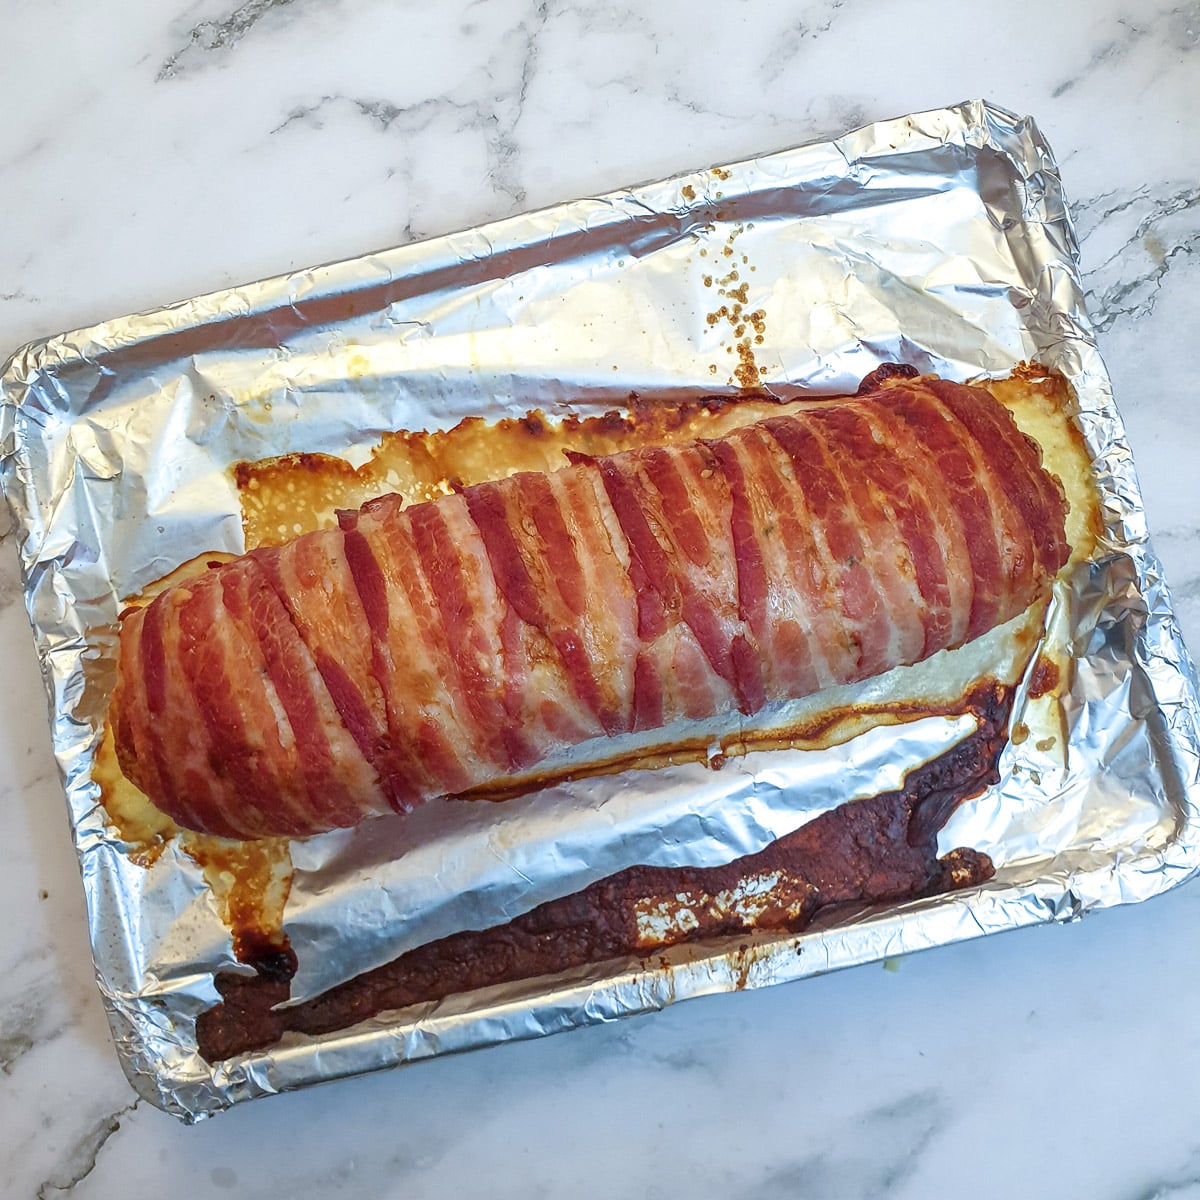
top-left (111, 375), bottom-right (1070, 840)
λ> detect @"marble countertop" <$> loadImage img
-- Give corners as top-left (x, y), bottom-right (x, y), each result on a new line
top-left (3, 1), bottom-right (1199, 1196)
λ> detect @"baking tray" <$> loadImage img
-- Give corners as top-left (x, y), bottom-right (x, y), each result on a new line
top-left (2, 98), bottom-right (1199, 1120)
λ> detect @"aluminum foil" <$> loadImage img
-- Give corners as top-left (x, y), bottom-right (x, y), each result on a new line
top-left (3, 98), bottom-right (1199, 1122)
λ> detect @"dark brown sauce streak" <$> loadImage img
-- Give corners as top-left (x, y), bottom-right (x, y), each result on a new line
top-left (195, 683), bottom-right (1011, 1063)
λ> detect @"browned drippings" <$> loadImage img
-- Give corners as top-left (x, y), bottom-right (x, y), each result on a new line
top-left (180, 834), bottom-right (296, 981)
top-left (1027, 655), bottom-right (1061, 700)
top-left (460, 697), bottom-right (989, 805)
top-left (235, 391), bottom-right (799, 547)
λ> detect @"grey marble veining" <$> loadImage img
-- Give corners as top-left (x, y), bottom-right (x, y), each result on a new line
top-left (1079, 186), bottom-right (1200, 334)
top-left (2, 0), bottom-right (1200, 1196)
top-left (158, 0), bottom-right (314, 80)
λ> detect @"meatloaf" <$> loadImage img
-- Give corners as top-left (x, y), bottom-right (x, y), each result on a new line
top-left (111, 374), bottom-right (1070, 840)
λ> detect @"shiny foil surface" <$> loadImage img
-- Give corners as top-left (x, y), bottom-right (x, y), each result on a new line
top-left (2, 99), bottom-right (1198, 1121)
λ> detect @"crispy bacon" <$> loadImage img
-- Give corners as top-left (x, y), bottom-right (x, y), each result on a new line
top-left (110, 376), bottom-right (1071, 839)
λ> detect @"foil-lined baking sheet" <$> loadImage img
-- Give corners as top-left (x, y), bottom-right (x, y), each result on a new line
top-left (3, 98), bottom-right (1199, 1121)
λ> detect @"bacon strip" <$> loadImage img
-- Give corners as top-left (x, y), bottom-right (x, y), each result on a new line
top-left (111, 375), bottom-right (1070, 840)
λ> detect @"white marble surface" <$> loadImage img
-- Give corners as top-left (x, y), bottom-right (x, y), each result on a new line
top-left (2, 1), bottom-right (1199, 1195)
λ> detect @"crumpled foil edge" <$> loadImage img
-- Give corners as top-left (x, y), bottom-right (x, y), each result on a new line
top-left (2, 98), bottom-right (1198, 1122)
